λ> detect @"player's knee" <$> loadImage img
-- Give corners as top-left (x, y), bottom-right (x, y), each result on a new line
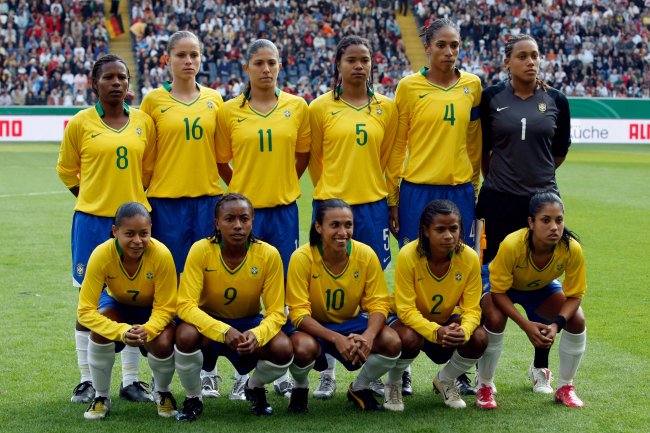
top-left (266, 332), bottom-right (293, 365)
top-left (397, 325), bottom-right (423, 358)
top-left (148, 325), bottom-right (175, 358)
top-left (89, 331), bottom-right (111, 344)
top-left (376, 326), bottom-right (401, 358)
top-left (566, 307), bottom-right (586, 333)
top-left (174, 322), bottom-right (201, 353)
top-left (463, 326), bottom-right (488, 358)
top-left (291, 333), bottom-right (319, 366)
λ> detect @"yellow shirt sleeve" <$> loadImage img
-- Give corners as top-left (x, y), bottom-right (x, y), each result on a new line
top-left (359, 250), bottom-right (390, 318)
top-left (141, 242), bottom-right (177, 340)
top-left (249, 247), bottom-right (286, 346)
top-left (307, 101), bottom-right (324, 187)
top-left (57, 113), bottom-right (82, 189)
top-left (141, 112), bottom-right (157, 189)
top-left (466, 82), bottom-right (482, 195)
top-left (295, 98), bottom-right (311, 154)
top-left (386, 81), bottom-right (410, 206)
top-left (563, 240), bottom-right (587, 299)
top-left (458, 251), bottom-right (482, 342)
top-left (286, 245), bottom-right (313, 327)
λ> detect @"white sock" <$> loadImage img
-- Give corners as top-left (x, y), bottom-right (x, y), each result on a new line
top-left (324, 353), bottom-right (336, 379)
top-left (352, 353), bottom-right (399, 391)
top-left (439, 351), bottom-right (478, 382)
top-left (386, 358), bottom-right (414, 385)
top-left (290, 361), bottom-right (315, 388)
top-left (174, 346), bottom-right (203, 398)
top-left (121, 344), bottom-right (141, 385)
top-left (148, 353), bottom-right (175, 393)
top-left (88, 340), bottom-right (115, 398)
top-left (477, 326), bottom-right (504, 388)
top-left (273, 371), bottom-right (291, 385)
top-left (249, 358), bottom-right (293, 389)
top-left (558, 329), bottom-right (586, 387)
top-left (75, 330), bottom-right (91, 383)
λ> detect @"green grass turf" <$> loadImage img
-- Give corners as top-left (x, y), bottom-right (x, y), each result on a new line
top-left (0, 143), bottom-right (648, 432)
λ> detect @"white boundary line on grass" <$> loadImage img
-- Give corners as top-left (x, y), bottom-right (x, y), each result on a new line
top-left (0, 190), bottom-right (66, 198)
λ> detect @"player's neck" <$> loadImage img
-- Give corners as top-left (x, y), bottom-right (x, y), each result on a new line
top-left (221, 243), bottom-right (248, 269)
top-left (340, 83), bottom-right (368, 106)
top-left (511, 78), bottom-right (537, 99)
top-left (321, 248), bottom-right (349, 275)
top-left (427, 254), bottom-right (451, 279)
top-left (170, 78), bottom-right (200, 102)
top-left (248, 87), bottom-right (278, 113)
top-left (426, 67), bottom-right (459, 88)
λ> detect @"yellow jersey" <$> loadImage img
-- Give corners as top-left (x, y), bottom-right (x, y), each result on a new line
top-left (216, 90), bottom-right (311, 208)
top-left (57, 103), bottom-right (155, 217)
top-left (77, 238), bottom-right (177, 342)
top-left (140, 82), bottom-right (224, 198)
top-left (177, 238), bottom-right (286, 347)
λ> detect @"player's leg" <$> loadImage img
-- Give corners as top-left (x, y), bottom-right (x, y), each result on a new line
top-left (476, 273), bottom-right (508, 394)
top-left (145, 322), bottom-right (178, 417)
top-left (444, 182), bottom-right (477, 248)
top-left (288, 331), bottom-right (319, 413)
top-left (397, 180), bottom-right (431, 248)
top-left (556, 307), bottom-right (586, 407)
top-left (351, 200), bottom-right (392, 269)
top-left (174, 321), bottom-right (205, 421)
top-left (384, 319), bottom-right (421, 411)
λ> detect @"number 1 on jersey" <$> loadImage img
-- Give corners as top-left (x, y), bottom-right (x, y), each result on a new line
top-left (521, 117), bottom-right (527, 140)
top-left (258, 129), bottom-right (273, 152)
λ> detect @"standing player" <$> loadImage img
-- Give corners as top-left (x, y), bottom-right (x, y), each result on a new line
top-left (174, 194), bottom-right (292, 420)
top-left (308, 35), bottom-right (399, 400)
top-left (477, 192), bottom-right (587, 408)
top-left (140, 30), bottom-right (226, 399)
top-left (388, 18), bottom-right (482, 249)
top-left (285, 199), bottom-right (402, 413)
top-left (392, 200), bottom-right (491, 409)
top-left (77, 202), bottom-right (177, 419)
top-left (57, 54), bottom-right (156, 404)
top-left (477, 34), bottom-right (571, 263)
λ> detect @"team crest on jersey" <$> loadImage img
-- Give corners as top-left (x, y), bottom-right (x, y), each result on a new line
top-left (284, 110), bottom-right (291, 117)
top-left (75, 263), bottom-right (85, 277)
top-left (251, 266), bottom-right (259, 276)
top-left (455, 271), bottom-right (462, 281)
top-left (146, 272), bottom-right (153, 280)
top-left (354, 271), bottom-right (359, 280)
top-left (207, 101), bottom-right (214, 109)
top-left (556, 263), bottom-right (564, 271)
top-left (463, 86), bottom-right (470, 94)
top-left (376, 108), bottom-right (382, 115)
top-left (136, 127), bottom-right (142, 135)
top-left (538, 102), bottom-right (547, 112)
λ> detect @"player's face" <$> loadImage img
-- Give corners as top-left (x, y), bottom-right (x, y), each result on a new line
top-left (112, 215), bottom-right (151, 262)
top-left (528, 203), bottom-right (564, 248)
top-left (95, 61), bottom-right (129, 105)
top-left (506, 40), bottom-right (540, 84)
top-left (169, 37), bottom-right (201, 81)
top-left (425, 26), bottom-right (460, 73)
top-left (216, 200), bottom-right (253, 248)
top-left (423, 213), bottom-right (460, 259)
top-left (244, 47), bottom-right (281, 91)
top-left (338, 44), bottom-right (371, 88)
top-left (316, 207), bottom-right (353, 254)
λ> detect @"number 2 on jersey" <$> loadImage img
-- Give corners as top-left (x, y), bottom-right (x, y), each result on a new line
top-left (430, 294), bottom-right (443, 315)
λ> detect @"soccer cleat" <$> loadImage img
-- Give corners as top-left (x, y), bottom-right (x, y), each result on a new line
top-left (154, 391), bottom-right (178, 417)
top-left (312, 373), bottom-right (336, 399)
top-left (529, 363), bottom-right (554, 394)
top-left (475, 384), bottom-right (498, 410)
top-left (369, 378), bottom-right (385, 397)
top-left (229, 374), bottom-right (248, 401)
top-left (201, 374), bottom-right (222, 398)
top-left (176, 396), bottom-right (203, 421)
top-left (287, 387), bottom-right (309, 414)
top-left (273, 376), bottom-right (294, 399)
top-left (84, 396), bottom-right (111, 420)
top-left (402, 370), bottom-right (413, 396)
top-left (71, 381), bottom-right (95, 403)
top-left (555, 385), bottom-right (584, 408)
top-left (383, 382), bottom-right (404, 412)
top-left (433, 373), bottom-right (466, 409)
top-left (244, 380), bottom-right (273, 416)
top-left (347, 383), bottom-right (383, 411)
top-left (119, 381), bottom-right (154, 402)
top-left (456, 373), bottom-right (477, 395)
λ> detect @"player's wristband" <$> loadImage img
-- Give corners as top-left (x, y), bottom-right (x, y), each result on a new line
top-left (553, 315), bottom-right (567, 330)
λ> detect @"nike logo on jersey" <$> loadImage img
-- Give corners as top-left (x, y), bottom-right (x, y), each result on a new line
top-left (331, 110), bottom-right (342, 116)
top-left (312, 274), bottom-right (320, 279)
top-left (417, 277), bottom-right (425, 282)
top-left (496, 106), bottom-right (509, 112)
top-left (237, 117), bottom-right (248, 123)
top-left (107, 275), bottom-right (117, 279)
top-left (161, 107), bottom-right (172, 113)
top-left (90, 133), bottom-right (102, 138)
top-left (204, 268), bottom-right (218, 272)
top-left (418, 93), bottom-right (431, 99)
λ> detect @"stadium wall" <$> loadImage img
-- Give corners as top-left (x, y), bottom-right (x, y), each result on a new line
top-left (1, 99), bottom-right (649, 144)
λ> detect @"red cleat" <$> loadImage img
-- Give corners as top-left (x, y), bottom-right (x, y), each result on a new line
top-left (476, 384), bottom-right (498, 410)
top-left (555, 385), bottom-right (584, 408)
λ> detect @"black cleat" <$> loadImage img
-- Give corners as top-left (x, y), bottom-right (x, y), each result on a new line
top-left (402, 370), bottom-right (413, 396)
top-left (119, 381), bottom-right (154, 402)
top-left (287, 387), bottom-right (309, 414)
top-left (244, 380), bottom-right (273, 416)
top-left (456, 373), bottom-right (477, 396)
top-left (176, 396), bottom-right (203, 421)
top-left (347, 383), bottom-right (383, 411)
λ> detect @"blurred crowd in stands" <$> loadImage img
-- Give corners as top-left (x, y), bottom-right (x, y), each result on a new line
top-left (1, 0), bottom-right (649, 106)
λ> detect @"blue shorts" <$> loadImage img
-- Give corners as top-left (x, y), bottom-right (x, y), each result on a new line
top-left (398, 180), bottom-right (475, 248)
top-left (505, 282), bottom-right (563, 324)
top-left (98, 290), bottom-right (153, 355)
top-left (313, 199), bottom-right (391, 269)
top-left (312, 314), bottom-right (370, 372)
top-left (253, 202), bottom-right (299, 277)
top-left (71, 212), bottom-right (114, 287)
top-left (204, 315), bottom-right (264, 375)
top-left (149, 195), bottom-right (221, 273)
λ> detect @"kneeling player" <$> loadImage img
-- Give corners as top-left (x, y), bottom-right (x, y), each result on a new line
top-left (77, 202), bottom-right (178, 419)
top-left (174, 194), bottom-right (292, 420)
top-left (393, 200), bottom-right (490, 409)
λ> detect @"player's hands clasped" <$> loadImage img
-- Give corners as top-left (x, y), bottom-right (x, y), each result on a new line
top-left (124, 324), bottom-right (147, 347)
top-left (523, 321), bottom-right (554, 348)
top-left (437, 323), bottom-right (466, 348)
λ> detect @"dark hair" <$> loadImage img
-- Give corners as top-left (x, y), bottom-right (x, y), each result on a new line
top-left (90, 54), bottom-right (129, 96)
top-left (504, 34), bottom-right (549, 91)
top-left (417, 199), bottom-right (465, 257)
top-left (240, 39), bottom-right (280, 108)
top-left (332, 35), bottom-right (376, 109)
top-left (114, 202), bottom-right (150, 227)
top-left (210, 193), bottom-right (257, 244)
top-left (527, 191), bottom-right (579, 251)
top-left (309, 199), bottom-right (352, 246)
top-left (419, 18), bottom-right (458, 45)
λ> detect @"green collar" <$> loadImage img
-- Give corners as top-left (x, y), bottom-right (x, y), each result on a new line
top-left (114, 238), bottom-right (123, 257)
top-left (95, 102), bottom-right (130, 117)
top-left (162, 81), bottom-right (201, 92)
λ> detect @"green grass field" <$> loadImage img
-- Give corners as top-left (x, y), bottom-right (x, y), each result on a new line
top-left (1, 143), bottom-right (648, 432)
